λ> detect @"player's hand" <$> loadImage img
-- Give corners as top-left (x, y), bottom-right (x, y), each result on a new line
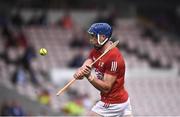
top-left (73, 67), bottom-right (84, 80)
top-left (81, 65), bottom-right (92, 78)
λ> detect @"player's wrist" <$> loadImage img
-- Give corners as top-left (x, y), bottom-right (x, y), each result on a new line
top-left (87, 75), bottom-right (94, 82)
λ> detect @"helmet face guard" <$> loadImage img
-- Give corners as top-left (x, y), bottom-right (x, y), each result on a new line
top-left (97, 34), bottom-right (109, 46)
top-left (87, 23), bottom-right (112, 49)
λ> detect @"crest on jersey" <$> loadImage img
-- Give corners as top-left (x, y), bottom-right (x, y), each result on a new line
top-left (98, 61), bottom-right (104, 67)
top-left (95, 69), bottom-right (104, 80)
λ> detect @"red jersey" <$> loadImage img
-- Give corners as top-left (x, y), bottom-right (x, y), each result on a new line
top-left (89, 47), bottom-right (128, 104)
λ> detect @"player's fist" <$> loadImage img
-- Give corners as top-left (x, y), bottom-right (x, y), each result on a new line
top-left (73, 67), bottom-right (84, 80)
top-left (81, 65), bottom-right (92, 78)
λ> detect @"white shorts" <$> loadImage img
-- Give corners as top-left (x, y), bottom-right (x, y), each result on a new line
top-left (91, 98), bottom-right (132, 117)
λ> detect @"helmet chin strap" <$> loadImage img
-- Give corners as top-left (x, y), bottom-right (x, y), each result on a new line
top-left (97, 34), bottom-right (109, 45)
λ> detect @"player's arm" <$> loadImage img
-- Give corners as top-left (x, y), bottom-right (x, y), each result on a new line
top-left (74, 59), bottom-right (117, 93)
top-left (87, 73), bottom-right (117, 93)
top-left (81, 58), bottom-right (120, 93)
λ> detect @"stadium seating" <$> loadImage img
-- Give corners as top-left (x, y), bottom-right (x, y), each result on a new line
top-left (0, 18), bottom-right (180, 116)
